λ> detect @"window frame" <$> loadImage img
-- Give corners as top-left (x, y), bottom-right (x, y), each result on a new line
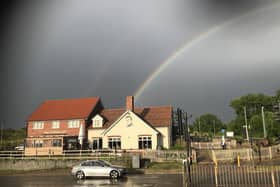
top-left (108, 137), bottom-right (121, 149)
top-left (32, 121), bottom-right (44, 129)
top-left (51, 121), bottom-right (60, 129)
top-left (138, 136), bottom-right (152, 149)
top-left (68, 120), bottom-right (80, 128)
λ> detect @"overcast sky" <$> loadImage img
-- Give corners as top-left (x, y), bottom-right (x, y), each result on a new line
top-left (1, 0), bottom-right (280, 128)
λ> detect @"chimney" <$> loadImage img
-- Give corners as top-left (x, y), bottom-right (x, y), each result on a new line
top-left (126, 96), bottom-right (134, 111)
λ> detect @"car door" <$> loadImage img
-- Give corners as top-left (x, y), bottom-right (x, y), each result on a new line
top-left (91, 161), bottom-right (107, 177)
top-left (80, 161), bottom-right (92, 176)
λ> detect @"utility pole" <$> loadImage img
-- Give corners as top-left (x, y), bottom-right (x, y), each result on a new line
top-left (261, 106), bottom-right (267, 138)
top-left (198, 117), bottom-right (201, 137)
top-left (185, 112), bottom-right (192, 185)
top-left (177, 108), bottom-right (183, 144)
top-left (213, 120), bottom-right (216, 137)
top-left (0, 121), bottom-right (3, 150)
top-left (243, 106), bottom-right (249, 141)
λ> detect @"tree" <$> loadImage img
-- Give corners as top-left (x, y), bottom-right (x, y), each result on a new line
top-left (227, 117), bottom-right (244, 136)
top-left (230, 94), bottom-right (274, 119)
top-left (229, 90), bottom-right (280, 140)
top-left (193, 114), bottom-right (224, 137)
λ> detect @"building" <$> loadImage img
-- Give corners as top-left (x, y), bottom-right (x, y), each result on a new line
top-left (25, 96), bottom-right (174, 155)
top-left (25, 97), bottom-right (102, 155)
top-left (88, 96), bottom-right (173, 151)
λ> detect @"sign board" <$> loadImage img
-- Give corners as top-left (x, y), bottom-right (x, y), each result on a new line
top-left (226, 131), bottom-right (234, 137)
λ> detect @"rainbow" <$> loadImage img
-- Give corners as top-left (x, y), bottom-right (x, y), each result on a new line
top-left (134, 2), bottom-right (280, 101)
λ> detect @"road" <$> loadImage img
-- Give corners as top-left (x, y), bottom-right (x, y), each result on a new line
top-left (0, 173), bottom-right (182, 187)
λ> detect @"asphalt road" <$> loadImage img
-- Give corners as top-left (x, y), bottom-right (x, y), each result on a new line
top-left (0, 174), bottom-right (182, 187)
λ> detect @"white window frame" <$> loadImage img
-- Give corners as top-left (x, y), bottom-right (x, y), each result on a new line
top-left (108, 137), bottom-right (121, 149)
top-left (138, 136), bottom-right (152, 149)
top-left (32, 121), bottom-right (44, 129)
top-left (92, 115), bottom-right (103, 128)
top-left (52, 121), bottom-right (60, 129)
top-left (68, 120), bottom-right (80, 128)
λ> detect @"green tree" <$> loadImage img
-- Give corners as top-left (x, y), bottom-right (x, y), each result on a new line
top-left (227, 117), bottom-right (244, 136)
top-left (229, 90), bottom-right (280, 140)
top-left (193, 114), bottom-right (224, 137)
top-left (230, 94), bottom-right (274, 119)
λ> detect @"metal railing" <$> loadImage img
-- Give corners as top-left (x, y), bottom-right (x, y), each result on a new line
top-left (0, 149), bottom-right (124, 160)
top-left (183, 164), bottom-right (280, 187)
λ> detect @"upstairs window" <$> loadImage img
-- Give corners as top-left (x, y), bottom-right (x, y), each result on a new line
top-left (92, 115), bottom-right (103, 128)
top-left (33, 121), bottom-right (44, 129)
top-left (68, 120), bottom-right (80, 128)
top-left (52, 121), bottom-right (60, 129)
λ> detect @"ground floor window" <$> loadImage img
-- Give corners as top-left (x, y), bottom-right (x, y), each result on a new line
top-left (92, 138), bottom-right (102, 149)
top-left (108, 137), bottom-right (121, 149)
top-left (52, 139), bottom-right (62, 147)
top-left (138, 136), bottom-right (152, 149)
top-left (64, 137), bottom-right (79, 150)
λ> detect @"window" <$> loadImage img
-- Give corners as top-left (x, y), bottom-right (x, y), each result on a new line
top-left (81, 161), bottom-right (92, 166)
top-left (68, 120), bottom-right (80, 128)
top-left (108, 137), bottom-right (121, 149)
top-left (34, 140), bottom-right (43, 147)
top-left (92, 138), bottom-right (102, 150)
top-left (138, 136), bottom-right (152, 149)
top-left (52, 121), bottom-right (60, 129)
top-left (93, 119), bottom-right (100, 127)
top-left (92, 161), bottom-right (103, 167)
top-left (33, 121), bottom-right (44, 129)
top-left (92, 115), bottom-right (103, 128)
top-left (52, 139), bottom-right (62, 147)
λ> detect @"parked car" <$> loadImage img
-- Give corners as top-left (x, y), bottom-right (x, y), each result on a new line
top-left (14, 144), bottom-right (24, 151)
top-left (71, 160), bottom-right (127, 180)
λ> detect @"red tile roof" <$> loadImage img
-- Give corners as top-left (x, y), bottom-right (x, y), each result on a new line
top-left (89, 106), bottom-right (172, 129)
top-left (27, 97), bottom-right (100, 121)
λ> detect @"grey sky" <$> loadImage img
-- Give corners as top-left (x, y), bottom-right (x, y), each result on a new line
top-left (1, 0), bottom-right (280, 128)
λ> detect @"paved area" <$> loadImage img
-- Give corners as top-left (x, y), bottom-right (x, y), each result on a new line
top-left (0, 173), bottom-right (182, 187)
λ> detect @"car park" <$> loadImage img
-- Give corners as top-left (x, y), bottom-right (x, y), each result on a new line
top-left (71, 160), bottom-right (127, 180)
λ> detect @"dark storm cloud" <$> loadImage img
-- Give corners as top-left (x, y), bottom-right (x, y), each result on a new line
top-left (1, 0), bottom-right (280, 128)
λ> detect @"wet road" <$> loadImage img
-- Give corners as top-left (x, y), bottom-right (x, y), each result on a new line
top-left (0, 174), bottom-right (182, 187)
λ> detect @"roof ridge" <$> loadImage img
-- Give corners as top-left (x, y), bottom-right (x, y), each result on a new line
top-left (44, 97), bottom-right (100, 102)
top-left (101, 105), bottom-right (172, 111)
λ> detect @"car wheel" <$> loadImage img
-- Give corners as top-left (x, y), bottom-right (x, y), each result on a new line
top-left (110, 170), bottom-right (119, 179)
top-left (76, 171), bottom-right (85, 180)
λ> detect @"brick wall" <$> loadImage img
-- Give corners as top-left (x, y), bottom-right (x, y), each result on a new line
top-left (27, 119), bottom-right (85, 137)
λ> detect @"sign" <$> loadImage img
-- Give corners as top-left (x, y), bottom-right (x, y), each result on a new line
top-left (226, 131), bottom-right (234, 137)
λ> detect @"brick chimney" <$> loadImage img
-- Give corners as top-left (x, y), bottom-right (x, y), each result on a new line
top-left (126, 96), bottom-right (134, 112)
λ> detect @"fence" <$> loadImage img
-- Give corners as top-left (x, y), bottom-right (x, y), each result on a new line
top-left (142, 150), bottom-right (197, 163)
top-left (183, 164), bottom-right (280, 187)
top-left (210, 144), bottom-right (280, 163)
top-left (0, 150), bottom-right (125, 160)
top-left (0, 150), bottom-right (132, 170)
